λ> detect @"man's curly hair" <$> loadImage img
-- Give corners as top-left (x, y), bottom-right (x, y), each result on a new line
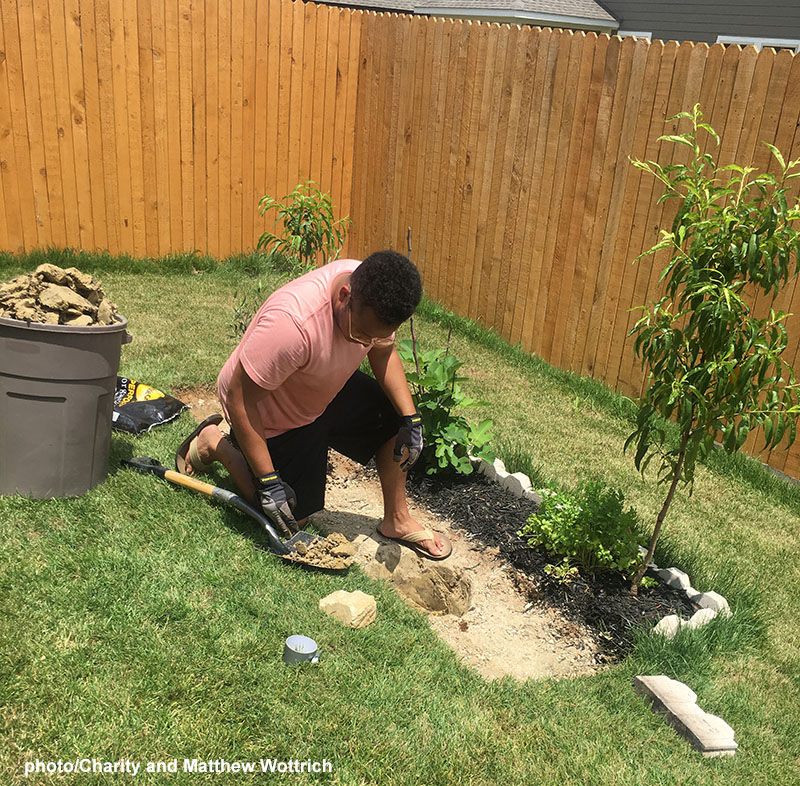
top-left (350, 250), bottom-right (422, 325)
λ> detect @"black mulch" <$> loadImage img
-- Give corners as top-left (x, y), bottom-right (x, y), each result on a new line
top-left (405, 468), bottom-right (697, 662)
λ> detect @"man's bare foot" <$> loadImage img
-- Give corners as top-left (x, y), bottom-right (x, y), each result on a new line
top-left (183, 424), bottom-right (226, 477)
top-left (378, 512), bottom-right (448, 558)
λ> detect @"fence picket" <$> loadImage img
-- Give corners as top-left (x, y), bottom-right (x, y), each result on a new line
top-left (76, 0), bottom-right (106, 250)
top-left (540, 31), bottom-right (594, 361)
top-left (456, 21), bottom-right (492, 318)
top-left (178, 0), bottom-right (195, 251)
top-left (230, 0), bottom-right (246, 253)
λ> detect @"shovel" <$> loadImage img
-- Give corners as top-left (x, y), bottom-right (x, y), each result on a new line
top-left (121, 456), bottom-right (333, 565)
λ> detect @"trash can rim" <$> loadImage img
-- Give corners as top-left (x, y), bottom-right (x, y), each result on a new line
top-left (0, 313), bottom-right (128, 334)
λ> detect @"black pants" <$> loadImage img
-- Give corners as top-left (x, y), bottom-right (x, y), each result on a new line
top-left (232, 371), bottom-right (401, 519)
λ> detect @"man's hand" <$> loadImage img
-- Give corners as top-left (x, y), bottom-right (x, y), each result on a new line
top-left (394, 412), bottom-right (423, 471)
top-left (256, 471), bottom-right (298, 536)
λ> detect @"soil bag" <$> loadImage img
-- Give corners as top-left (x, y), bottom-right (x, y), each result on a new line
top-left (112, 376), bottom-right (186, 435)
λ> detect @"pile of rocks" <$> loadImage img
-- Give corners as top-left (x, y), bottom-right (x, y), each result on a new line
top-left (0, 264), bottom-right (118, 326)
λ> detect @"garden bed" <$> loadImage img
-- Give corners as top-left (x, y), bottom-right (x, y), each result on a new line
top-left (406, 468), bottom-right (698, 660)
top-left (176, 387), bottom-right (695, 669)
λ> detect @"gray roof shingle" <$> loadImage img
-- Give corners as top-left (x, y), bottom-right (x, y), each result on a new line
top-left (422, 0), bottom-right (616, 23)
top-left (319, 0), bottom-right (617, 24)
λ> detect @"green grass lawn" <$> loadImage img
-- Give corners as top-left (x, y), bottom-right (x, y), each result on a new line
top-left (1, 250), bottom-right (799, 785)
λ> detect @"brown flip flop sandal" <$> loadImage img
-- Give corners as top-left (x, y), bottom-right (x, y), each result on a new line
top-left (175, 413), bottom-right (223, 475)
top-left (377, 526), bottom-right (453, 560)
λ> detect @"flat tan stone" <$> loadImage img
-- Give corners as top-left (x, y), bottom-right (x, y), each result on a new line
top-left (97, 299), bottom-right (115, 324)
top-left (319, 590), bottom-right (376, 628)
top-left (39, 284), bottom-right (95, 315)
top-left (34, 263), bottom-right (70, 285)
top-left (64, 314), bottom-right (94, 327)
top-left (65, 267), bottom-right (100, 294)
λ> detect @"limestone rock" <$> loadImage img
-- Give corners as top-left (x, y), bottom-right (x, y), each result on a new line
top-left (0, 266), bottom-right (117, 326)
top-left (0, 274), bottom-right (35, 299)
top-left (655, 567), bottom-right (693, 591)
top-left (693, 591), bottom-right (731, 618)
top-left (688, 607), bottom-right (718, 629)
top-left (480, 457), bottom-right (507, 481)
top-left (522, 488), bottom-right (542, 509)
top-left (13, 298), bottom-right (40, 322)
top-left (39, 284), bottom-right (95, 315)
top-left (64, 314), bottom-right (94, 327)
top-left (653, 614), bottom-right (684, 639)
top-left (34, 263), bottom-right (70, 286)
top-left (501, 471), bottom-right (532, 497)
top-left (65, 267), bottom-right (100, 295)
top-left (97, 299), bottom-right (115, 325)
top-left (319, 590), bottom-right (376, 628)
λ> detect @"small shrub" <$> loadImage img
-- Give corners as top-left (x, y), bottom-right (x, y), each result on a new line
top-left (257, 181), bottom-right (350, 277)
top-left (518, 481), bottom-right (644, 579)
top-left (626, 104), bottom-right (800, 592)
top-left (396, 337), bottom-right (495, 475)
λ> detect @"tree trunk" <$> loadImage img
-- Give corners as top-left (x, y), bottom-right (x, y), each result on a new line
top-left (630, 426), bottom-right (692, 594)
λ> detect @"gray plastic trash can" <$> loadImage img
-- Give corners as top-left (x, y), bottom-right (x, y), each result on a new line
top-left (0, 314), bottom-right (131, 498)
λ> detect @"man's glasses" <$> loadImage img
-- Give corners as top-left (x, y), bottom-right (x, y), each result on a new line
top-left (348, 301), bottom-right (395, 347)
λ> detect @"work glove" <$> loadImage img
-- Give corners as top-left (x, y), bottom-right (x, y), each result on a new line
top-left (256, 471), bottom-right (298, 536)
top-left (393, 412), bottom-right (423, 471)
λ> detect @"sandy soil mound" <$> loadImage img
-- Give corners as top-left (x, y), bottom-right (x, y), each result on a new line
top-left (284, 531), bottom-right (356, 570)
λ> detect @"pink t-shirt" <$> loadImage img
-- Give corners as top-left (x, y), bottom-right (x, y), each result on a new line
top-left (217, 259), bottom-right (371, 438)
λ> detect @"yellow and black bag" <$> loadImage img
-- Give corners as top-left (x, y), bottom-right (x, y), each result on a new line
top-left (112, 376), bottom-right (186, 434)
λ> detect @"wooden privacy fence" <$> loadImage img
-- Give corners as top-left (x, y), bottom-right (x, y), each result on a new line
top-left (348, 16), bottom-right (800, 478)
top-left (1, 1), bottom-right (800, 476)
top-left (0, 0), bottom-right (362, 259)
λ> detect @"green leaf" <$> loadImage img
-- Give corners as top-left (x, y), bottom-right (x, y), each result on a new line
top-left (764, 142), bottom-right (786, 171)
top-left (658, 134), bottom-right (695, 148)
top-left (764, 415), bottom-right (774, 448)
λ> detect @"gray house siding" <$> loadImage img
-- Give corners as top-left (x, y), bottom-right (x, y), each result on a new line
top-left (599, 0), bottom-right (800, 45)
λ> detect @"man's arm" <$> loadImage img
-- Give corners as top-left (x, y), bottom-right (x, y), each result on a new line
top-left (368, 344), bottom-right (416, 416)
top-left (226, 359), bottom-right (276, 477)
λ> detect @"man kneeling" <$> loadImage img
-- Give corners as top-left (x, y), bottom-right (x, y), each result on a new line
top-left (176, 250), bottom-right (451, 560)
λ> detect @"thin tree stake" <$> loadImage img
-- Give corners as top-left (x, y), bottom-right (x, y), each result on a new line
top-left (407, 227), bottom-right (422, 383)
top-left (410, 315), bottom-right (422, 380)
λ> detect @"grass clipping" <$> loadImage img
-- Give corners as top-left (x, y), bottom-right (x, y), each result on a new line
top-left (0, 264), bottom-right (118, 326)
top-left (283, 532), bottom-right (356, 570)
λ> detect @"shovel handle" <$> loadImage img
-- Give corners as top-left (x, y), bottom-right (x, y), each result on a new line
top-left (163, 468), bottom-right (216, 497)
top-left (121, 456), bottom-right (291, 556)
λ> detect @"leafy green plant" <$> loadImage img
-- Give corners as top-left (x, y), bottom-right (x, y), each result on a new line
top-left (397, 332), bottom-right (494, 475)
top-left (543, 558), bottom-right (579, 586)
top-left (257, 181), bottom-right (351, 277)
top-left (517, 482), bottom-right (645, 579)
top-left (626, 104), bottom-right (800, 592)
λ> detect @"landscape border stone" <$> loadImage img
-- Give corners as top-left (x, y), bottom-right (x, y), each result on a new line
top-left (471, 457), bottom-right (731, 637)
top-left (633, 675), bottom-right (737, 757)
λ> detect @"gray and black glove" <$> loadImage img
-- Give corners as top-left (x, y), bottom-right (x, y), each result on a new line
top-left (394, 412), bottom-right (423, 471)
top-left (256, 471), bottom-right (298, 536)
